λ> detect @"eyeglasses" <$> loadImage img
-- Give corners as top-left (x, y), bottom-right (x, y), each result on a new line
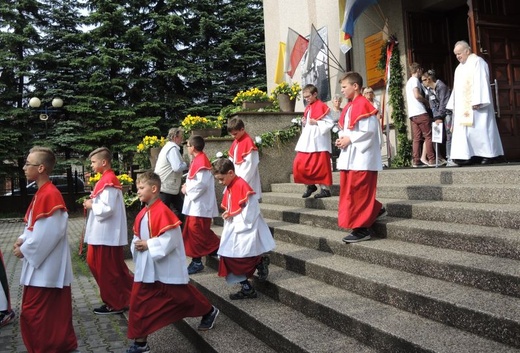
top-left (24, 162), bottom-right (40, 167)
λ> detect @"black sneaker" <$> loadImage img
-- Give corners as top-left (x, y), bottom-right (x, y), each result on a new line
top-left (342, 228), bottom-right (374, 243)
top-left (256, 256), bottom-right (270, 282)
top-left (0, 310), bottom-right (15, 328)
top-left (302, 185), bottom-right (318, 198)
top-left (187, 261), bottom-right (204, 275)
top-left (314, 189), bottom-right (331, 199)
top-left (93, 304), bottom-right (125, 315)
top-left (376, 207), bottom-right (387, 220)
top-left (198, 306), bottom-right (219, 331)
top-left (229, 288), bottom-right (258, 300)
top-left (125, 343), bottom-right (151, 353)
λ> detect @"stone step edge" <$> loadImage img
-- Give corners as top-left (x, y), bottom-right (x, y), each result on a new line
top-left (268, 238), bottom-right (520, 348)
top-left (199, 257), bottom-right (516, 353)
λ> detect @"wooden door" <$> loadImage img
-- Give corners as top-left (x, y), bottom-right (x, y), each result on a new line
top-left (405, 12), bottom-right (453, 86)
top-left (469, 0), bottom-right (520, 160)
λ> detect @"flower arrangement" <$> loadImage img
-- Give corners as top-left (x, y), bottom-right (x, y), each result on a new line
top-left (117, 173), bottom-right (133, 186)
top-left (88, 172), bottom-right (133, 187)
top-left (271, 81), bottom-right (301, 101)
top-left (232, 87), bottom-right (270, 105)
top-left (181, 114), bottom-right (223, 134)
top-left (136, 135), bottom-right (166, 154)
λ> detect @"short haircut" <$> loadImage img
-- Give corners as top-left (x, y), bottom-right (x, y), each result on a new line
top-left (333, 94), bottom-right (343, 101)
top-left (212, 158), bottom-right (234, 175)
top-left (454, 40), bottom-right (471, 51)
top-left (167, 127), bottom-right (183, 140)
top-left (227, 117), bottom-right (245, 132)
top-left (189, 135), bottom-right (205, 152)
top-left (137, 170), bottom-right (161, 190)
top-left (303, 84), bottom-right (318, 94)
top-left (29, 146), bottom-right (56, 173)
top-left (409, 62), bottom-right (422, 74)
top-left (363, 87), bottom-right (374, 94)
top-left (339, 71), bottom-right (363, 87)
top-left (422, 69), bottom-right (438, 81)
top-left (89, 147), bottom-right (112, 162)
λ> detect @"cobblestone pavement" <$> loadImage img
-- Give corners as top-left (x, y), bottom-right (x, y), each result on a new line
top-left (0, 217), bottom-right (130, 353)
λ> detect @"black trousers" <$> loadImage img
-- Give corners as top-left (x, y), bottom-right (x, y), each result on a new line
top-left (159, 192), bottom-right (185, 224)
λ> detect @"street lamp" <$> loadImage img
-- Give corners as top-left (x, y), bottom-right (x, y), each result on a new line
top-left (28, 97), bottom-right (64, 121)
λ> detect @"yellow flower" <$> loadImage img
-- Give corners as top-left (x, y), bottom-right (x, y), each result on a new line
top-left (117, 174), bottom-right (133, 185)
top-left (88, 172), bottom-right (102, 187)
top-left (136, 136), bottom-right (166, 154)
top-left (271, 81), bottom-right (301, 101)
top-left (181, 114), bottom-right (222, 133)
top-left (232, 87), bottom-right (269, 104)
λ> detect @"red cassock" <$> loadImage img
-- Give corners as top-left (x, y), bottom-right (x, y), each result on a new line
top-left (21, 286), bottom-right (77, 353)
top-left (128, 281), bottom-right (212, 338)
top-left (293, 151), bottom-right (332, 185)
top-left (182, 216), bottom-right (220, 257)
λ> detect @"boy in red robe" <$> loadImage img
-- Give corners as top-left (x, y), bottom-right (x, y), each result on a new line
top-left (227, 117), bottom-right (262, 200)
top-left (212, 158), bottom-right (275, 299)
top-left (83, 147), bottom-right (133, 314)
top-left (335, 72), bottom-right (385, 243)
top-left (13, 146), bottom-right (78, 353)
top-left (126, 171), bottom-right (218, 353)
top-left (293, 84), bottom-right (334, 198)
top-left (181, 135), bottom-right (220, 274)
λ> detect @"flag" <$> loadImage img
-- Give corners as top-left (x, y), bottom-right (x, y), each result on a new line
top-left (338, 0), bottom-right (352, 53)
top-left (305, 25), bottom-right (325, 73)
top-left (274, 42), bottom-right (286, 84)
top-left (285, 28), bottom-right (309, 78)
top-left (341, 0), bottom-right (378, 40)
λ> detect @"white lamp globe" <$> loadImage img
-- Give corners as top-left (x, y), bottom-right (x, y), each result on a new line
top-left (29, 97), bottom-right (41, 108)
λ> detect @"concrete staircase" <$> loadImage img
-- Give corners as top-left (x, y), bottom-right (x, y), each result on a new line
top-left (184, 164), bottom-right (520, 352)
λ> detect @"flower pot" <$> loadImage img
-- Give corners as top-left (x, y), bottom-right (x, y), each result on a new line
top-left (149, 147), bottom-right (161, 170)
top-left (190, 128), bottom-right (222, 138)
top-left (277, 93), bottom-right (296, 112)
top-left (242, 101), bottom-right (271, 110)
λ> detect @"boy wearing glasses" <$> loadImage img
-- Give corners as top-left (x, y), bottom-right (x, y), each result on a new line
top-left (13, 147), bottom-right (78, 352)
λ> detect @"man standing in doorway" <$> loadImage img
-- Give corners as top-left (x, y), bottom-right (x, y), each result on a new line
top-left (447, 40), bottom-right (504, 165)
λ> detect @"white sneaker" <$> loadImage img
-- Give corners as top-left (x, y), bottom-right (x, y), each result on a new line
top-left (446, 159), bottom-right (459, 167)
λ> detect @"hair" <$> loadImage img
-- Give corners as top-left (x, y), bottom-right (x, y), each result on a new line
top-left (212, 158), bottom-right (234, 175)
top-left (137, 170), bottom-right (161, 190)
top-left (88, 147), bottom-right (112, 162)
top-left (422, 69), bottom-right (438, 82)
top-left (409, 62), bottom-right (422, 74)
top-left (167, 127), bottom-right (183, 140)
top-left (363, 87), bottom-right (374, 94)
top-left (302, 84), bottom-right (318, 94)
top-left (339, 71), bottom-right (363, 87)
top-left (333, 94), bottom-right (343, 102)
top-left (188, 135), bottom-right (205, 152)
top-left (454, 40), bottom-right (471, 52)
top-left (29, 146), bottom-right (56, 173)
top-left (227, 117), bottom-right (245, 132)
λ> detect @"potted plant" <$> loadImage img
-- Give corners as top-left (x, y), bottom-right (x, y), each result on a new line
top-left (181, 114), bottom-right (223, 137)
top-left (136, 135), bottom-right (167, 169)
top-left (271, 81), bottom-right (301, 112)
top-left (232, 87), bottom-right (271, 110)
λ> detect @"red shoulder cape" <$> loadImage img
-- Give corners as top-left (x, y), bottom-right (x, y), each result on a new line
top-left (24, 181), bottom-right (67, 231)
top-left (188, 152), bottom-right (212, 179)
top-left (228, 132), bottom-right (258, 165)
top-left (338, 95), bottom-right (378, 130)
top-left (91, 169), bottom-right (122, 198)
top-left (304, 99), bottom-right (330, 121)
top-left (221, 176), bottom-right (255, 217)
top-left (133, 199), bottom-right (181, 238)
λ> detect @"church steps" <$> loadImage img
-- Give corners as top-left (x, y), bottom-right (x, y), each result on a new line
top-left (188, 266), bottom-right (378, 353)
top-left (266, 239), bottom-right (520, 348)
top-left (264, 218), bottom-right (520, 298)
top-left (260, 196), bottom-right (520, 230)
top-left (178, 312), bottom-right (278, 353)
top-left (197, 257), bottom-right (519, 353)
